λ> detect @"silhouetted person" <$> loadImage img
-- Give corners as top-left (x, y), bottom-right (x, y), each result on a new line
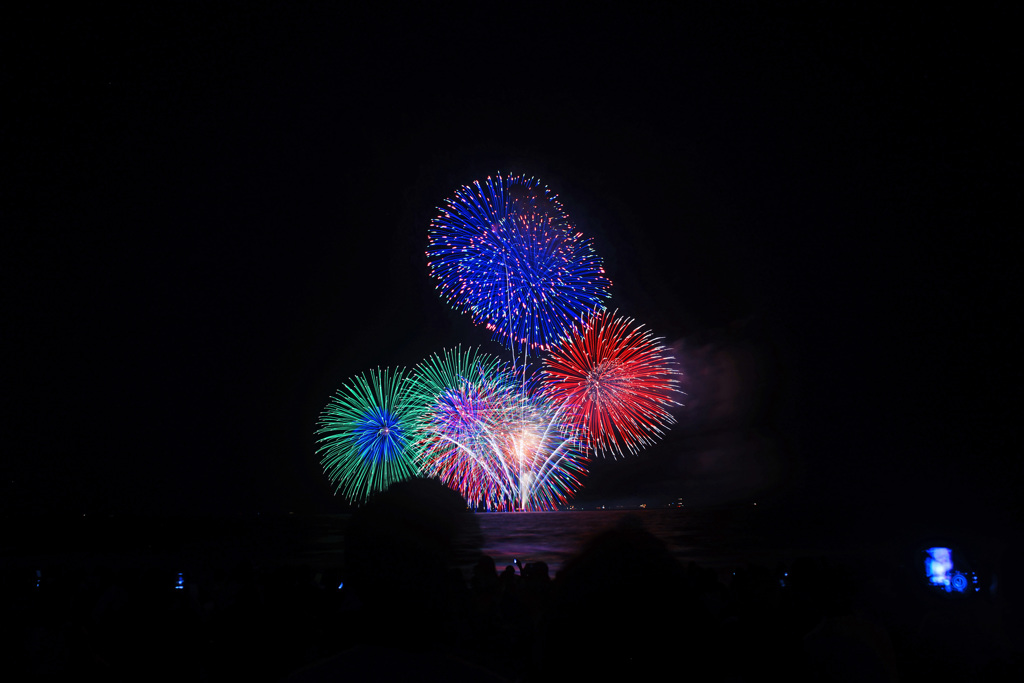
top-left (536, 515), bottom-right (716, 681)
top-left (469, 555), bottom-right (499, 616)
top-left (343, 478), bottom-right (467, 644)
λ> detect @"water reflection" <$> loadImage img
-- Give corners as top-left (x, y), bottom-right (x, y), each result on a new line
top-left (454, 509), bottom-right (699, 576)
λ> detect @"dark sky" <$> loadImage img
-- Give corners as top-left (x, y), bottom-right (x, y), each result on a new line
top-left (5, 4), bottom-right (1019, 531)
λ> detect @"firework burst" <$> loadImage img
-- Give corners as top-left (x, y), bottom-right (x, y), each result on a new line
top-left (426, 174), bottom-right (611, 353)
top-left (315, 367), bottom-right (421, 505)
top-left (541, 309), bottom-right (682, 457)
top-left (409, 348), bottom-right (587, 510)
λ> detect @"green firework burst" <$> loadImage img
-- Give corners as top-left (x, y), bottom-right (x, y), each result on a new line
top-left (315, 367), bottom-right (421, 505)
top-left (408, 346), bottom-right (507, 404)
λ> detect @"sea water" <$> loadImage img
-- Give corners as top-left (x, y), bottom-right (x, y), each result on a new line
top-left (3, 506), bottom-right (858, 580)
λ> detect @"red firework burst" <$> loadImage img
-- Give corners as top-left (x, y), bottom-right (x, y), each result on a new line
top-left (540, 309), bottom-right (682, 456)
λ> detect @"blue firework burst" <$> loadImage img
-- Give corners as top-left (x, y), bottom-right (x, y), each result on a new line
top-left (426, 174), bottom-right (611, 353)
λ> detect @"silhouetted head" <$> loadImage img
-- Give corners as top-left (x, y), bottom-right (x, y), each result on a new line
top-left (540, 518), bottom-right (711, 679)
top-left (345, 478), bottom-right (467, 620)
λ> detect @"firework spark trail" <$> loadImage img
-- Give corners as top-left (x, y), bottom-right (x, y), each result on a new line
top-left (315, 367), bottom-right (420, 505)
top-left (541, 309), bottom-right (683, 457)
top-left (409, 348), bottom-right (587, 510)
top-left (513, 401), bottom-right (588, 509)
top-left (408, 347), bottom-right (518, 506)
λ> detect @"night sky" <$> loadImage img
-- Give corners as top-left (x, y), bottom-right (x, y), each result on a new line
top-left (5, 4), bottom-right (1019, 535)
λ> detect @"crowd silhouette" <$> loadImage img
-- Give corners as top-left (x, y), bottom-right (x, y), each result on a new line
top-left (3, 481), bottom-right (1021, 681)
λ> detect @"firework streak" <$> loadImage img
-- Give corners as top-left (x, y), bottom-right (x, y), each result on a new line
top-left (409, 348), bottom-right (588, 510)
